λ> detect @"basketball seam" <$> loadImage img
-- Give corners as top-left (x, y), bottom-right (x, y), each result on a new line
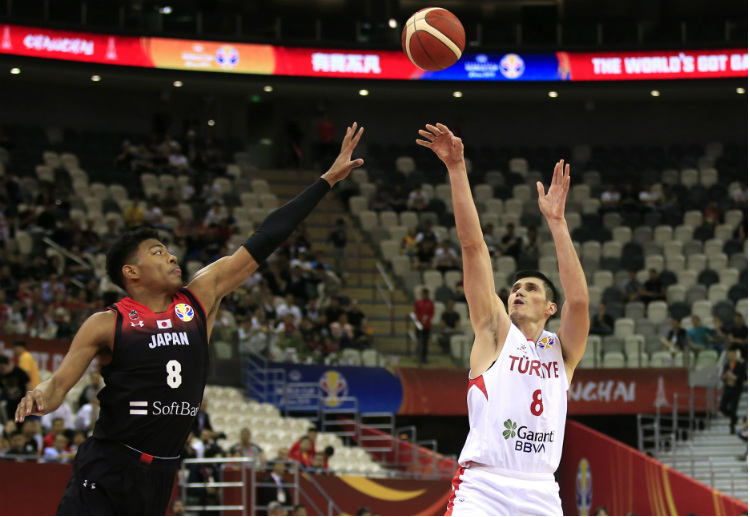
top-left (426, 15), bottom-right (465, 51)
top-left (414, 18), bottom-right (462, 61)
top-left (413, 17), bottom-right (444, 71)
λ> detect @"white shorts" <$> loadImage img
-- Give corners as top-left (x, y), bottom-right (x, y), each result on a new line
top-left (445, 464), bottom-right (562, 516)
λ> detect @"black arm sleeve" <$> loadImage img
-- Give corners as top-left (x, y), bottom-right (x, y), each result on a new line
top-left (242, 178), bottom-right (331, 264)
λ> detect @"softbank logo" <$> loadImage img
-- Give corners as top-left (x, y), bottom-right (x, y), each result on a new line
top-left (129, 401), bottom-right (148, 415)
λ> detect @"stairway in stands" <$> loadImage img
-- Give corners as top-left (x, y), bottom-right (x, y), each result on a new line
top-left (668, 391), bottom-right (748, 502)
top-left (258, 168), bottom-right (453, 366)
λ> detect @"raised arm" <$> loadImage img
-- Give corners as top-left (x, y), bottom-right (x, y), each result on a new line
top-left (417, 123), bottom-right (509, 375)
top-left (537, 160), bottom-right (589, 377)
top-left (189, 123), bottom-right (364, 324)
top-left (16, 311), bottom-right (113, 423)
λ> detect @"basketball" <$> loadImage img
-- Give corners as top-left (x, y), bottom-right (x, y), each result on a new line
top-left (402, 7), bottom-right (465, 71)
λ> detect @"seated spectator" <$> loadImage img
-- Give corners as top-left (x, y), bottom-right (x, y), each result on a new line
top-left (432, 241), bottom-right (460, 273)
top-left (600, 184), bottom-right (621, 212)
top-left (41, 400), bottom-right (75, 431)
top-left (703, 202), bottom-right (723, 226)
top-left (368, 182), bottom-right (393, 211)
top-left (416, 220), bottom-right (441, 243)
top-left (401, 227), bottom-right (418, 257)
top-left (621, 270), bottom-right (642, 303)
top-left (499, 223), bottom-right (523, 260)
top-left (389, 184), bottom-right (409, 213)
top-left (707, 316), bottom-right (729, 353)
top-left (639, 269), bottom-right (665, 302)
top-left (483, 223), bottom-right (500, 256)
top-left (123, 197), bottom-right (146, 228)
top-left (168, 147), bottom-right (191, 173)
top-left (230, 427), bottom-right (265, 462)
top-left (43, 417), bottom-right (69, 449)
top-left (276, 294), bottom-right (302, 326)
top-left (74, 398), bottom-right (99, 433)
top-left (727, 312), bottom-right (749, 357)
top-left (288, 436), bottom-right (314, 468)
top-left (267, 500), bottom-right (287, 516)
top-left (522, 227), bottom-right (540, 262)
top-left (193, 400), bottom-right (218, 439)
top-left (729, 180), bottom-right (748, 208)
top-left (590, 303), bottom-right (614, 336)
top-left (686, 315), bottom-right (710, 351)
top-left (660, 318), bottom-right (687, 352)
top-left (21, 419), bottom-right (41, 455)
top-left (414, 236), bottom-right (437, 271)
top-left (407, 185), bottom-right (430, 212)
top-left (259, 461), bottom-right (292, 511)
top-left (294, 504), bottom-right (308, 516)
top-left (0, 355), bottom-right (30, 415)
top-left (13, 341), bottom-right (40, 389)
top-left (170, 498), bottom-right (187, 516)
top-left (330, 313), bottom-right (356, 350)
top-left (143, 195), bottom-right (164, 227)
top-left (638, 183), bottom-right (661, 210)
top-left (438, 300), bottom-right (462, 353)
top-left (5, 430), bottom-right (30, 457)
top-left (77, 371), bottom-right (104, 411)
top-left (43, 433), bottom-right (75, 462)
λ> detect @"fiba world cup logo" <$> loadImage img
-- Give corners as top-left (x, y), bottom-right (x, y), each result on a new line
top-left (319, 371), bottom-right (348, 408)
top-left (175, 303), bottom-right (194, 322)
top-left (499, 53), bottom-right (525, 79)
top-left (576, 458), bottom-right (593, 516)
top-left (216, 45), bottom-right (239, 69)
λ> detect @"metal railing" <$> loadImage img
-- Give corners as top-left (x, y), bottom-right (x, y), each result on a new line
top-left (405, 312), bottom-right (422, 358)
top-left (180, 457), bottom-right (251, 514)
top-left (242, 350), bottom-right (286, 406)
top-left (372, 261), bottom-right (395, 335)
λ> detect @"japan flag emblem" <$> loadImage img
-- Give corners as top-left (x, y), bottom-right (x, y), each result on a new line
top-left (157, 319), bottom-right (172, 329)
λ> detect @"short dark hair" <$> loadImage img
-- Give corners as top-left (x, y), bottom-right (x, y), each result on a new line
top-left (512, 270), bottom-right (559, 305)
top-left (106, 227), bottom-right (161, 290)
top-left (0, 355), bottom-right (9, 365)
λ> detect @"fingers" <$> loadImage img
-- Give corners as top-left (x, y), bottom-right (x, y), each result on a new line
top-left (536, 181), bottom-right (545, 197)
top-left (435, 123), bottom-right (451, 134)
top-left (415, 139), bottom-right (432, 148)
top-left (418, 129), bottom-right (435, 141)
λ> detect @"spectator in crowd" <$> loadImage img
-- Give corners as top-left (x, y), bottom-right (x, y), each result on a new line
top-left (432, 241), bottom-right (460, 273)
top-left (74, 397), bottom-right (99, 433)
top-left (21, 418), bottom-right (42, 455)
top-left (522, 227), bottom-right (540, 263)
top-left (13, 341), bottom-right (39, 389)
top-left (5, 430), bottom-right (30, 457)
top-left (438, 300), bottom-right (462, 354)
top-left (43, 433), bottom-right (75, 462)
top-left (0, 355), bottom-right (30, 417)
top-left (368, 183), bottom-right (393, 212)
top-left (737, 416), bottom-right (748, 461)
top-left (170, 498), bottom-right (188, 516)
top-left (143, 196), bottom-right (164, 228)
top-left (230, 427), bottom-right (265, 463)
top-left (590, 303), bottom-right (614, 336)
top-left (276, 294), bottom-right (302, 326)
top-left (729, 180), bottom-right (748, 208)
top-left (267, 501), bottom-right (287, 516)
top-left (288, 436), bottom-right (314, 468)
top-left (726, 313), bottom-right (749, 357)
top-left (123, 197), bottom-right (146, 228)
top-left (76, 371), bottom-right (104, 411)
top-left (356, 507), bottom-right (373, 516)
top-left (661, 318), bottom-right (687, 352)
top-left (621, 270), bottom-right (642, 303)
top-left (416, 220), bottom-right (441, 243)
top-left (401, 227), bottom-right (418, 258)
top-left (330, 313), bottom-right (355, 351)
top-left (326, 219), bottom-right (348, 278)
top-left (293, 504), bottom-right (308, 516)
top-left (315, 264), bottom-right (342, 308)
top-left (414, 288), bottom-right (434, 364)
top-left (639, 268), bottom-right (666, 302)
top-left (193, 400), bottom-right (217, 439)
top-left (720, 348), bottom-right (747, 434)
top-left (414, 233), bottom-right (437, 271)
top-left (40, 399), bottom-right (75, 431)
top-left (686, 315), bottom-right (710, 352)
top-left (599, 184), bottom-right (621, 212)
top-left (593, 506), bottom-right (610, 516)
top-left (638, 183), bottom-right (661, 210)
top-left (289, 427), bottom-right (317, 461)
top-left (308, 452), bottom-right (327, 474)
top-left (43, 417), bottom-right (69, 449)
top-left (407, 185), bottom-right (430, 212)
top-left (168, 147), bottom-right (191, 173)
top-left (499, 223), bottom-right (523, 260)
top-left (259, 462), bottom-right (292, 512)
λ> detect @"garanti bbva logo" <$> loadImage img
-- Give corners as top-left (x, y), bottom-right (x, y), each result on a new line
top-left (503, 418), bottom-right (555, 453)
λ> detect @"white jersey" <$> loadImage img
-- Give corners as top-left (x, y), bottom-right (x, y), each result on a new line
top-left (457, 324), bottom-right (568, 475)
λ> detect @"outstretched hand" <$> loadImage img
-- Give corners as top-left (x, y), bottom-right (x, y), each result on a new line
top-left (416, 123), bottom-right (464, 169)
top-left (321, 122), bottom-right (364, 186)
top-left (537, 159), bottom-right (570, 222)
top-left (15, 388), bottom-right (45, 423)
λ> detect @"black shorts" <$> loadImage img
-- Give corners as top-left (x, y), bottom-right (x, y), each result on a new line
top-left (57, 437), bottom-right (180, 516)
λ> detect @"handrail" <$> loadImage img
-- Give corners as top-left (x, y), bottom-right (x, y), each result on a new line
top-left (405, 313), bottom-right (422, 357)
top-left (41, 236), bottom-right (92, 269)
top-left (180, 457), bottom-right (251, 514)
top-left (372, 261), bottom-right (395, 334)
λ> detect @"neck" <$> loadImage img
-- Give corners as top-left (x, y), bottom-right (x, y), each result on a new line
top-left (513, 318), bottom-right (547, 342)
top-left (127, 287), bottom-right (175, 313)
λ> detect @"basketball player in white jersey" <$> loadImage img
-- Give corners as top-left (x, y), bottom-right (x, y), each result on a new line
top-left (417, 123), bottom-right (589, 516)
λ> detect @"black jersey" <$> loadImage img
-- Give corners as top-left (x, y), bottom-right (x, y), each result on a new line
top-left (93, 287), bottom-right (208, 457)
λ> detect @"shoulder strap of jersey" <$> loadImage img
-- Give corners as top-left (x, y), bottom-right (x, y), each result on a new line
top-left (105, 305), bottom-right (124, 354)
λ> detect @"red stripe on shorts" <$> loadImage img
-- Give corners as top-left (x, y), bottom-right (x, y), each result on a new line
top-left (445, 465), bottom-right (466, 516)
top-left (140, 453), bottom-right (154, 464)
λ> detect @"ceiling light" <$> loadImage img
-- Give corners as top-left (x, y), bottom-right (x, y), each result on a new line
top-left (388, 18), bottom-right (398, 29)
top-left (453, 91), bottom-right (463, 98)
top-left (207, 120), bottom-right (215, 126)
top-left (263, 85), bottom-right (273, 92)
top-left (159, 6), bottom-right (172, 14)
top-left (10, 68), bottom-right (20, 75)
top-left (91, 75), bottom-right (101, 82)
top-left (359, 89), bottom-right (369, 96)
top-left (737, 87), bottom-right (746, 94)
top-left (651, 90), bottom-right (660, 97)
top-left (548, 91), bottom-right (558, 98)
top-left (173, 80), bottom-right (183, 87)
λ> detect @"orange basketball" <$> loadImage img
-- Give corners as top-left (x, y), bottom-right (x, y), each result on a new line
top-left (402, 7), bottom-right (465, 71)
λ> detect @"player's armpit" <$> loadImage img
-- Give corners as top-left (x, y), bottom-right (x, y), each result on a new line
top-left (469, 325), bottom-right (501, 377)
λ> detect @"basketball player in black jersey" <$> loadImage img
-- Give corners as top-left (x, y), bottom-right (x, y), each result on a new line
top-left (15, 123), bottom-right (365, 515)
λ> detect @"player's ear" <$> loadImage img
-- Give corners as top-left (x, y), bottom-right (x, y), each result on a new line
top-left (546, 302), bottom-right (557, 318)
top-left (122, 264), bottom-right (139, 281)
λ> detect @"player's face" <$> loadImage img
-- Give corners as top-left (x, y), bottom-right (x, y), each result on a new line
top-left (133, 239), bottom-right (182, 291)
top-left (508, 278), bottom-right (553, 323)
